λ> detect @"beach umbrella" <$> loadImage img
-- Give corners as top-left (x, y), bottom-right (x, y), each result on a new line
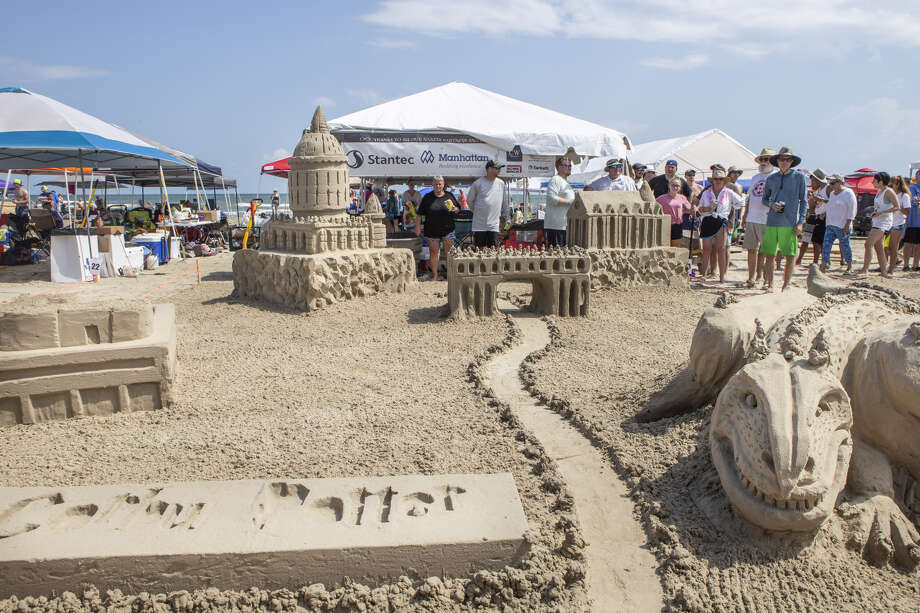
top-left (0, 87), bottom-right (188, 171)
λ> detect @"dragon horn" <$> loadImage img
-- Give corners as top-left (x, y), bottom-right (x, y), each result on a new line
top-left (746, 318), bottom-right (769, 362)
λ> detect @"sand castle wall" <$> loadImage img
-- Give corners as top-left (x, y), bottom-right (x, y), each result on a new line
top-left (0, 473), bottom-right (528, 597)
top-left (447, 247), bottom-right (590, 319)
top-left (0, 305), bottom-right (176, 426)
top-left (233, 249), bottom-right (415, 312)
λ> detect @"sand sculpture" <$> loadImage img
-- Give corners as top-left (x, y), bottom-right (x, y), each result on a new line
top-left (445, 191), bottom-right (684, 319)
top-left (566, 190), bottom-right (686, 290)
top-left (0, 305), bottom-right (176, 425)
top-left (0, 473), bottom-right (527, 597)
top-left (645, 267), bottom-right (920, 566)
top-left (232, 107), bottom-right (414, 311)
top-left (447, 246), bottom-right (590, 319)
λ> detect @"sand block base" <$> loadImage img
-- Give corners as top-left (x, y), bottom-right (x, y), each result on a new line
top-left (0, 473), bottom-right (528, 597)
top-left (0, 305), bottom-right (176, 426)
top-left (232, 248), bottom-right (416, 312)
top-left (588, 247), bottom-right (687, 290)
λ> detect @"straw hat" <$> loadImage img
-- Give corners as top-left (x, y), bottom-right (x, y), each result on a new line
top-left (809, 168), bottom-right (829, 184)
top-left (828, 174), bottom-right (845, 184)
top-left (710, 168), bottom-right (729, 181)
top-left (769, 146), bottom-right (802, 168)
top-left (754, 148), bottom-right (776, 164)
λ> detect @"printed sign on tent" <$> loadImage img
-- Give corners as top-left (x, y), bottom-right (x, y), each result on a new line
top-left (339, 132), bottom-right (501, 178)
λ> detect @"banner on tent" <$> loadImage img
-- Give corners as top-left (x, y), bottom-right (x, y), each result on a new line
top-left (336, 132), bottom-right (558, 178)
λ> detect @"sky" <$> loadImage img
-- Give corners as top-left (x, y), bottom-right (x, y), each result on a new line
top-left (4, 0), bottom-right (920, 192)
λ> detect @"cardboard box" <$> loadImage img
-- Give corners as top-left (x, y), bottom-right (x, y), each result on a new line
top-left (197, 210), bottom-right (219, 222)
top-left (97, 226), bottom-right (124, 235)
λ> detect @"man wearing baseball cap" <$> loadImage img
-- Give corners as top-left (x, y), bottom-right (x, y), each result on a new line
top-left (649, 159), bottom-right (691, 199)
top-left (760, 146), bottom-right (808, 292)
top-left (467, 159), bottom-right (510, 248)
top-left (818, 174), bottom-right (857, 274)
top-left (11, 179), bottom-right (29, 217)
top-left (586, 158), bottom-right (637, 192)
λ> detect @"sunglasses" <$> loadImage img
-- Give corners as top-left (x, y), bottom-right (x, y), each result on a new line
top-left (607, 164), bottom-right (623, 169)
top-left (778, 156), bottom-right (793, 161)
top-left (560, 164), bottom-right (572, 168)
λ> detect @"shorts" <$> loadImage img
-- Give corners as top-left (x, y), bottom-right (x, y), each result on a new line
top-left (810, 220), bottom-right (826, 245)
top-left (699, 216), bottom-right (727, 240)
top-left (544, 229), bottom-right (566, 247)
top-left (473, 231), bottom-right (500, 248)
top-left (424, 229), bottom-right (455, 241)
top-left (760, 226), bottom-right (799, 257)
top-left (904, 227), bottom-right (920, 244)
top-left (743, 222), bottom-right (765, 251)
top-left (670, 223), bottom-right (683, 241)
top-left (890, 223), bottom-right (906, 233)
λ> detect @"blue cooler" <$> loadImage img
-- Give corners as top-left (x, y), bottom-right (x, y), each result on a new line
top-left (133, 233), bottom-right (168, 264)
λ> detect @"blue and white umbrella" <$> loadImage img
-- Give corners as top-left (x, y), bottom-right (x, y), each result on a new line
top-left (0, 87), bottom-right (188, 170)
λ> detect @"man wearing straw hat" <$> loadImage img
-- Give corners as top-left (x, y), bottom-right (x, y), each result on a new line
top-left (760, 146), bottom-right (808, 292)
top-left (741, 148), bottom-right (776, 288)
top-left (587, 158), bottom-right (637, 191)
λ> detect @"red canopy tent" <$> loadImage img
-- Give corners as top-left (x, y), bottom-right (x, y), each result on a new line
top-left (845, 168), bottom-right (878, 195)
top-left (260, 156), bottom-right (290, 178)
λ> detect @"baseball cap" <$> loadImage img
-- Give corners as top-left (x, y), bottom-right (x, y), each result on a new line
top-left (13, 179), bottom-right (21, 185)
top-left (486, 159), bottom-right (505, 169)
top-left (684, 169), bottom-right (696, 175)
top-left (727, 166), bottom-right (743, 175)
top-left (666, 159), bottom-right (678, 167)
top-left (632, 162), bottom-right (646, 171)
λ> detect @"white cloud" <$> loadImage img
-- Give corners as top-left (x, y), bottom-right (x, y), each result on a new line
top-left (363, 1), bottom-right (920, 59)
top-left (347, 88), bottom-right (383, 105)
top-left (263, 147), bottom-right (290, 163)
top-left (0, 57), bottom-right (109, 80)
top-left (828, 97), bottom-right (920, 162)
top-left (367, 39), bottom-right (415, 48)
top-left (641, 54), bottom-right (709, 70)
top-left (314, 96), bottom-right (336, 108)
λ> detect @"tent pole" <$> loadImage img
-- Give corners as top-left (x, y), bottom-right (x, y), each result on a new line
top-left (1, 169), bottom-right (10, 205)
top-left (158, 161), bottom-right (185, 259)
top-left (63, 169), bottom-right (69, 217)
top-left (79, 151), bottom-right (87, 230)
top-left (194, 168), bottom-right (207, 210)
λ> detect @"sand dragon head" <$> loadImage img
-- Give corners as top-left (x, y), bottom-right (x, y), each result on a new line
top-left (710, 350), bottom-right (853, 531)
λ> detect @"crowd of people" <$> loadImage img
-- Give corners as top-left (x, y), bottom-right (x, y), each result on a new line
top-left (397, 150), bottom-right (920, 290)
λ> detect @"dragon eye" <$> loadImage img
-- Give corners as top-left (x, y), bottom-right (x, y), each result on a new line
top-left (816, 399), bottom-right (832, 417)
top-left (744, 393), bottom-right (758, 409)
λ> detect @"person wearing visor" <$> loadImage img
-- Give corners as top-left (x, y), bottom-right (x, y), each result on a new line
top-left (586, 158), bottom-right (637, 191)
top-left (545, 156), bottom-right (575, 247)
top-left (698, 167), bottom-right (744, 282)
top-left (467, 159), bottom-right (510, 249)
top-left (649, 159), bottom-right (691, 199)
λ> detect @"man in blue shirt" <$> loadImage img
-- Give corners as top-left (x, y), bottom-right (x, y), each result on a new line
top-left (759, 146), bottom-right (808, 291)
top-left (904, 170), bottom-right (920, 270)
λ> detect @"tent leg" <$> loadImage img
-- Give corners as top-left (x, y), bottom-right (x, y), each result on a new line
top-left (79, 151), bottom-right (87, 230)
top-left (1, 169), bottom-right (10, 205)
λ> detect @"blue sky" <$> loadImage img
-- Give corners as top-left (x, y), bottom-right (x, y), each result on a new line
top-left (5, 0), bottom-right (919, 191)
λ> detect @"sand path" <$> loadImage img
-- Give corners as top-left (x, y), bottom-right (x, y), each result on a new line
top-left (483, 302), bottom-right (663, 613)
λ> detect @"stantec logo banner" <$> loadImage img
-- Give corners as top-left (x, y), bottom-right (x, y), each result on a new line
top-left (438, 153), bottom-right (489, 163)
top-left (340, 141), bottom-right (553, 177)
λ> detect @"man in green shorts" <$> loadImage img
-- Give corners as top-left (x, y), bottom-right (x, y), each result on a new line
top-left (759, 146), bottom-right (807, 292)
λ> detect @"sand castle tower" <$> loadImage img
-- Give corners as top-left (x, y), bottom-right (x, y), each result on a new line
top-left (233, 105), bottom-right (414, 311)
top-left (288, 107), bottom-right (350, 217)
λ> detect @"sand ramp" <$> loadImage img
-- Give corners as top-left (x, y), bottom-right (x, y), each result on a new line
top-left (484, 302), bottom-right (663, 612)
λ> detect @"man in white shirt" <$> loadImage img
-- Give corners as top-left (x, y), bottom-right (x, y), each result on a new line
top-left (818, 174), bottom-right (857, 273)
top-left (467, 160), bottom-right (510, 248)
top-left (544, 156), bottom-right (575, 247)
top-left (586, 158), bottom-right (637, 192)
top-left (741, 148), bottom-right (776, 287)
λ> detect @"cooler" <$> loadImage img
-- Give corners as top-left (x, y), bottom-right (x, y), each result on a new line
top-left (132, 232), bottom-right (168, 264)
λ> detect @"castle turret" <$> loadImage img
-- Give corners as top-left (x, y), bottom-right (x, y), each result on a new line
top-left (288, 106), bottom-right (350, 217)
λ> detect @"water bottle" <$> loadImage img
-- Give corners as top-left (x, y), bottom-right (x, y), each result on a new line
top-left (777, 200), bottom-right (786, 213)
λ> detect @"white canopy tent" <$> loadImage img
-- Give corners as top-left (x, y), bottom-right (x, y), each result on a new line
top-left (570, 128), bottom-right (758, 186)
top-left (327, 81), bottom-right (631, 180)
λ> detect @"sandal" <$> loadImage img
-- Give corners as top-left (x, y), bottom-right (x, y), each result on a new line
top-left (744, 280), bottom-right (755, 288)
